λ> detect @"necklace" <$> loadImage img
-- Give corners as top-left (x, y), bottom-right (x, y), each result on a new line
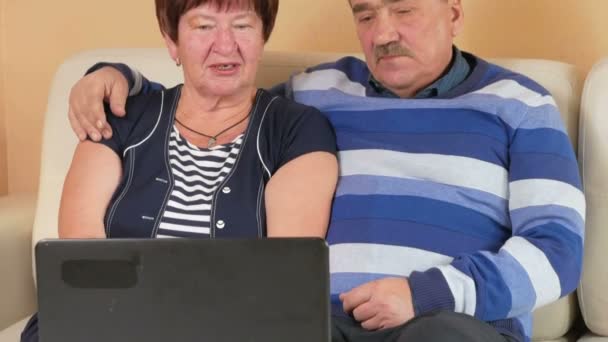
top-left (175, 112), bottom-right (250, 148)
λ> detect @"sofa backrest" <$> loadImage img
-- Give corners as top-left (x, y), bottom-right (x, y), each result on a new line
top-left (578, 57), bottom-right (608, 337)
top-left (31, 49), bottom-right (583, 340)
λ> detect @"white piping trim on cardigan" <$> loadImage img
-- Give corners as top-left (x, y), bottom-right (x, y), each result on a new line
top-left (256, 96), bottom-right (279, 179)
top-left (123, 91), bottom-right (165, 157)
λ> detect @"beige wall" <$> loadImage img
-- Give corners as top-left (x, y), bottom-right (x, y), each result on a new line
top-left (457, 0), bottom-right (608, 76)
top-left (0, 0), bottom-right (8, 195)
top-left (0, 0), bottom-right (607, 195)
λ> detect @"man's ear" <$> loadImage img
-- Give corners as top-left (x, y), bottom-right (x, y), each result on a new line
top-left (450, 0), bottom-right (465, 37)
top-left (163, 33), bottom-right (180, 65)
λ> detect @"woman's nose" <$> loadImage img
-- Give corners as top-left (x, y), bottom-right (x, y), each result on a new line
top-left (213, 28), bottom-right (237, 55)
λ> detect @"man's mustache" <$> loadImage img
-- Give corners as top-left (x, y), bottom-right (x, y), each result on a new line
top-left (374, 42), bottom-right (414, 61)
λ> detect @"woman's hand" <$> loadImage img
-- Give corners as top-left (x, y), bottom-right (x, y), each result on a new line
top-left (68, 67), bottom-right (129, 142)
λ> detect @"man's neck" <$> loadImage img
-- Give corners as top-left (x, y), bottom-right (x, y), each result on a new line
top-left (369, 46), bottom-right (471, 99)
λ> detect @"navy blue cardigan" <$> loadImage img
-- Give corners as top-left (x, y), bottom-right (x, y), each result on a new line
top-left (101, 85), bottom-right (336, 239)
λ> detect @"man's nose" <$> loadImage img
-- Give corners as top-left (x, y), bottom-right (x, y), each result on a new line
top-left (373, 15), bottom-right (399, 46)
top-left (213, 27), bottom-right (237, 55)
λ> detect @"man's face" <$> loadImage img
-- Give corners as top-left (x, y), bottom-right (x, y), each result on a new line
top-left (349, 0), bottom-right (463, 98)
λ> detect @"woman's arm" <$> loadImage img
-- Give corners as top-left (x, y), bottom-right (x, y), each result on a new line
top-left (58, 141), bottom-right (122, 238)
top-left (264, 151), bottom-right (338, 238)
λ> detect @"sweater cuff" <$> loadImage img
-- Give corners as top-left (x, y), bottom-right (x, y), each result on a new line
top-left (409, 268), bottom-right (455, 316)
top-left (85, 62), bottom-right (139, 95)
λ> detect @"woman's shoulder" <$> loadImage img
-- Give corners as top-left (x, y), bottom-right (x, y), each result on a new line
top-left (257, 88), bottom-right (327, 125)
top-left (124, 85), bottom-right (179, 118)
top-left (254, 89), bottom-right (337, 171)
top-left (110, 85), bottom-right (179, 127)
top-left (103, 85), bottom-right (180, 148)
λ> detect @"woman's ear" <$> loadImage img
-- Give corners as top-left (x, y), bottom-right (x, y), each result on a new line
top-left (163, 33), bottom-right (180, 66)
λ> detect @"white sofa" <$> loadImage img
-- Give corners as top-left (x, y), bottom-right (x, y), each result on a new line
top-left (0, 49), bottom-right (605, 341)
top-left (577, 58), bottom-right (608, 342)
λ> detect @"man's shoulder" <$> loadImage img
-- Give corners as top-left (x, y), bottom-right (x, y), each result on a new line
top-left (468, 53), bottom-right (553, 99)
top-left (304, 56), bottom-right (369, 74)
top-left (460, 53), bottom-right (561, 128)
top-left (293, 56), bottom-right (370, 85)
top-left (285, 56), bottom-right (371, 98)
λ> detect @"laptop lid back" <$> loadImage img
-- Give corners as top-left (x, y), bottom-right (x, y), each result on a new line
top-left (36, 238), bottom-right (330, 342)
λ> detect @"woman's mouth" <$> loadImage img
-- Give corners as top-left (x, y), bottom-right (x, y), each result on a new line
top-left (210, 63), bottom-right (240, 73)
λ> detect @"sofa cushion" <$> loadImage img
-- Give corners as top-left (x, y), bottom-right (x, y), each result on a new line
top-left (0, 194), bottom-right (36, 330)
top-left (578, 58), bottom-right (608, 337)
top-left (579, 334), bottom-right (608, 342)
top-left (0, 317), bottom-right (29, 342)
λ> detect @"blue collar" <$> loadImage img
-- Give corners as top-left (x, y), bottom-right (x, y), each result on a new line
top-left (369, 46), bottom-right (471, 99)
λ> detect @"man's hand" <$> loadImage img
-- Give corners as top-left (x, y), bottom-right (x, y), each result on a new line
top-left (340, 277), bottom-right (415, 331)
top-left (68, 66), bottom-right (129, 141)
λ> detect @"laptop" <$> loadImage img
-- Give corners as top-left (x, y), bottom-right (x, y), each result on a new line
top-left (35, 238), bottom-right (330, 342)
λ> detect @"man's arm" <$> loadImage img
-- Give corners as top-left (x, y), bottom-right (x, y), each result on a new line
top-left (68, 63), bottom-right (164, 141)
top-left (405, 98), bottom-right (584, 321)
top-left (342, 94), bottom-right (584, 330)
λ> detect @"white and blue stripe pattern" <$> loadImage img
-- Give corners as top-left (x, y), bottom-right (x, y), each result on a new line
top-left (289, 56), bottom-right (584, 341)
top-left (157, 126), bottom-right (243, 238)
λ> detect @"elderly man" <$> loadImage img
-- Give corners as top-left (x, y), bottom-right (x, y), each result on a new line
top-left (66, 0), bottom-right (584, 341)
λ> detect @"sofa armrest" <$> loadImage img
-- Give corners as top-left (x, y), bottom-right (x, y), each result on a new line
top-left (0, 193), bottom-right (37, 331)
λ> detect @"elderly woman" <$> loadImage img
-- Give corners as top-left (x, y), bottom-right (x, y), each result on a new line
top-left (21, 0), bottom-right (337, 340)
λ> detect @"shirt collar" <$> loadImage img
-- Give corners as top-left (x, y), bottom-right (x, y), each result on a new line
top-left (369, 46), bottom-right (471, 99)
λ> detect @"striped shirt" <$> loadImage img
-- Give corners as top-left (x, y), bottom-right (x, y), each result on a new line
top-left (157, 125), bottom-right (243, 238)
top-left (287, 53), bottom-right (584, 342)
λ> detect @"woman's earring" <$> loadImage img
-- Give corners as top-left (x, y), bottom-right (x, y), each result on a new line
top-left (176, 58), bottom-right (181, 67)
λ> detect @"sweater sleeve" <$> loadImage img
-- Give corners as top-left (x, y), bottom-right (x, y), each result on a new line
top-left (408, 92), bottom-right (585, 321)
top-left (86, 62), bottom-right (166, 96)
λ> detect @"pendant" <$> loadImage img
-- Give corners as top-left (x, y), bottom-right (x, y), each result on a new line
top-left (207, 137), bottom-right (217, 148)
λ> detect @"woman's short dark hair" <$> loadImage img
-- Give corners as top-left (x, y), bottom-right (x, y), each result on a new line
top-left (155, 0), bottom-right (279, 42)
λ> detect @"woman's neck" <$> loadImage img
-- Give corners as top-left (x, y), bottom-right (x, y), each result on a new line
top-left (178, 84), bottom-right (256, 123)
top-left (173, 83), bottom-right (257, 147)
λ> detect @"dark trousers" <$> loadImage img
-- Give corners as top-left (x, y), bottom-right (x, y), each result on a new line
top-left (332, 311), bottom-right (518, 342)
top-left (23, 311), bottom-right (518, 342)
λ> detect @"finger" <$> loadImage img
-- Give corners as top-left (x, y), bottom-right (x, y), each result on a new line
top-left (75, 107), bottom-right (102, 142)
top-left (108, 79), bottom-right (128, 117)
top-left (341, 284), bottom-right (373, 313)
top-left (86, 102), bottom-right (109, 141)
top-left (94, 119), bottom-right (113, 140)
top-left (101, 124), bottom-right (113, 140)
top-left (352, 302), bottom-right (376, 323)
top-left (68, 109), bottom-right (87, 141)
top-left (361, 314), bottom-right (384, 331)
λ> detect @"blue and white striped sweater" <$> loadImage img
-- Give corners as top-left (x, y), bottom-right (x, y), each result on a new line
top-left (287, 54), bottom-right (584, 341)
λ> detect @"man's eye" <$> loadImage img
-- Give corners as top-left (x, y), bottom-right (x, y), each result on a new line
top-left (358, 15), bottom-right (374, 23)
top-left (197, 25), bottom-right (213, 30)
top-left (395, 8), bottom-right (412, 15)
top-left (234, 24), bottom-right (251, 30)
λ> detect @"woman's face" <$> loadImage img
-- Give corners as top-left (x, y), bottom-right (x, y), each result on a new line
top-left (165, 3), bottom-right (265, 97)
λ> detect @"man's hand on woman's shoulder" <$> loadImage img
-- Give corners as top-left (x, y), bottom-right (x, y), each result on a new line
top-left (68, 66), bottom-right (129, 141)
